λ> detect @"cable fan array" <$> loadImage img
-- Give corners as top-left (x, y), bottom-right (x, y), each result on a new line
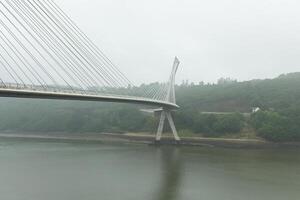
top-left (0, 0), bottom-right (177, 103)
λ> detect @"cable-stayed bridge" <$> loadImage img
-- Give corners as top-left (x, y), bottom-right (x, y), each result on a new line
top-left (0, 0), bottom-right (181, 142)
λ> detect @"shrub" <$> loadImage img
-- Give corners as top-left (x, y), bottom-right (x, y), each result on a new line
top-left (250, 111), bottom-right (300, 142)
top-left (193, 113), bottom-right (244, 137)
top-left (213, 113), bottom-right (244, 134)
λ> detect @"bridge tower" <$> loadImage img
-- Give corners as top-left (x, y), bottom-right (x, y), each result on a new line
top-left (155, 57), bottom-right (181, 143)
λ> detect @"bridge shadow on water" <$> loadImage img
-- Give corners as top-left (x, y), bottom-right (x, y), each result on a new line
top-left (154, 147), bottom-right (183, 200)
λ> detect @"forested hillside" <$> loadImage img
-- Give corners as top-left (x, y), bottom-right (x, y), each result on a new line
top-left (176, 72), bottom-right (300, 112)
top-left (0, 72), bottom-right (299, 142)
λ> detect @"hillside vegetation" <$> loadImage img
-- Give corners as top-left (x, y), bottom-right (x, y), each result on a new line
top-left (0, 72), bottom-right (299, 142)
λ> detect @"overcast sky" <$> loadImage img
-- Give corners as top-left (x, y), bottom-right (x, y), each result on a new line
top-left (56, 0), bottom-right (300, 85)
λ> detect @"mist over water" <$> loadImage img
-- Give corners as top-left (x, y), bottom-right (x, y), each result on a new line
top-left (0, 139), bottom-right (299, 200)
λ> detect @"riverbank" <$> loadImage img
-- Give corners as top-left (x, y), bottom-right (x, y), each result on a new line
top-left (0, 132), bottom-right (299, 148)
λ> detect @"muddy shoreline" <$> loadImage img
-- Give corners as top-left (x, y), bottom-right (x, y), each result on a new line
top-left (0, 132), bottom-right (299, 148)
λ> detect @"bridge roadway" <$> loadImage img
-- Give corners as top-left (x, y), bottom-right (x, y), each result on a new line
top-left (0, 87), bottom-right (179, 110)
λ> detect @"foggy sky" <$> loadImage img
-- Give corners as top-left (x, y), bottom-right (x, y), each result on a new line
top-left (56, 0), bottom-right (300, 85)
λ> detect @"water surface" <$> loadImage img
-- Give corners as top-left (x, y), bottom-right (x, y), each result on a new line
top-left (0, 139), bottom-right (299, 200)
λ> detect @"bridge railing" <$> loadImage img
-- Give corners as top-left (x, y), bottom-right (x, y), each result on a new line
top-left (0, 82), bottom-right (170, 103)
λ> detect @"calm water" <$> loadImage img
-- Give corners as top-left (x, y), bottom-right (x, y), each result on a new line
top-left (0, 139), bottom-right (299, 200)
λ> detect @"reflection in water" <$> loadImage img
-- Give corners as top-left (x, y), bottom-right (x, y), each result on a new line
top-left (154, 147), bottom-right (182, 200)
top-left (0, 141), bottom-right (299, 200)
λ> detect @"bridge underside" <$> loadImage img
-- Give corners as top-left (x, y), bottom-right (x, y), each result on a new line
top-left (0, 88), bottom-right (179, 110)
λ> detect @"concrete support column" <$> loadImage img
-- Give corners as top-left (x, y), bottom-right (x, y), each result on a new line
top-left (156, 110), bottom-right (181, 142)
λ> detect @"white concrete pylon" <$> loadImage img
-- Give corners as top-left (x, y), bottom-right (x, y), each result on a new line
top-left (166, 57), bottom-right (180, 104)
top-left (155, 57), bottom-right (181, 142)
top-left (155, 109), bottom-right (181, 142)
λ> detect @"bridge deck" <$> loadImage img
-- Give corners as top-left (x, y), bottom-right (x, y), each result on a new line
top-left (0, 88), bottom-right (179, 109)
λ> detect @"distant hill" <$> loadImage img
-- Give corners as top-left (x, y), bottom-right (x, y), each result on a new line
top-left (176, 72), bottom-right (300, 113)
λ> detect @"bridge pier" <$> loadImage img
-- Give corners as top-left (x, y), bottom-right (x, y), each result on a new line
top-left (155, 109), bottom-right (181, 143)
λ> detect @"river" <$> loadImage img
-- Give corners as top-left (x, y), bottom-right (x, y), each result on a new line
top-left (0, 139), bottom-right (299, 200)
